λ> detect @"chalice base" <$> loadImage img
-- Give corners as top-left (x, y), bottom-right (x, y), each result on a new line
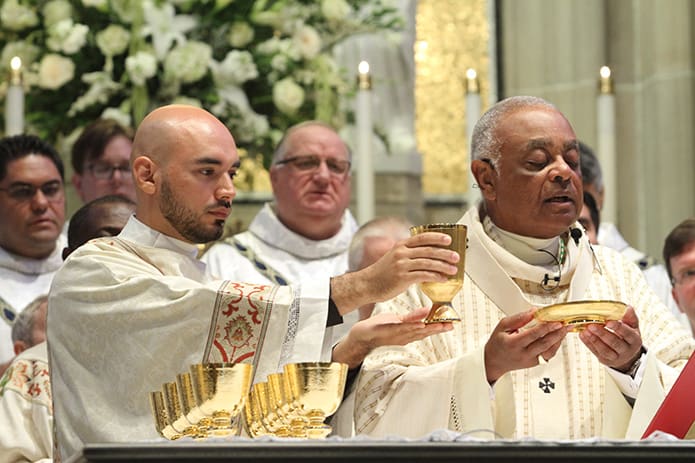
top-left (424, 303), bottom-right (461, 324)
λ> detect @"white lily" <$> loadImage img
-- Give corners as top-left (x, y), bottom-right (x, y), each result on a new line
top-left (141, 0), bottom-right (196, 60)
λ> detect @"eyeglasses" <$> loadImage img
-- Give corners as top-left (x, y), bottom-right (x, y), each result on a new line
top-left (0, 180), bottom-right (64, 203)
top-left (87, 163), bottom-right (132, 180)
top-left (673, 269), bottom-right (695, 286)
top-left (275, 155), bottom-right (351, 176)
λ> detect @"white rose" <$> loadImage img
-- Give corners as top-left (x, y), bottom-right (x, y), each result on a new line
top-left (43, 1), bottom-right (73, 28)
top-left (213, 50), bottom-right (258, 86)
top-left (164, 41), bottom-right (212, 84)
top-left (96, 25), bottom-right (130, 56)
top-left (101, 108), bottom-right (132, 128)
top-left (81, 0), bottom-right (108, 8)
top-left (273, 78), bottom-right (305, 115)
top-left (228, 22), bottom-right (254, 48)
top-left (270, 54), bottom-right (289, 73)
top-left (321, 0), bottom-right (351, 22)
top-left (47, 19), bottom-right (89, 55)
top-left (1, 0), bottom-right (39, 31)
top-left (38, 54), bottom-right (75, 90)
top-left (293, 25), bottom-right (321, 60)
top-left (125, 51), bottom-right (157, 85)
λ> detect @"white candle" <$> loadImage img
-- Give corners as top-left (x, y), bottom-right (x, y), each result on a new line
top-left (5, 56), bottom-right (24, 136)
top-left (464, 68), bottom-right (481, 207)
top-left (597, 65), bottom-right (617, 224)
top-left (356, 60), bottom-right (374, 224)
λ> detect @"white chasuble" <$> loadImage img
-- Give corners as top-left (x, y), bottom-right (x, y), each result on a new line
top-left (0, 342), bottom-right (52, 463)
top-left (48, 217), bottom-right (329, 461)
top-left (354, 207), bottom-right (695, 440)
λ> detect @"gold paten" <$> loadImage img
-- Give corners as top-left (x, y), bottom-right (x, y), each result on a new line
top-left (535, 300), bottom-right (628, 332)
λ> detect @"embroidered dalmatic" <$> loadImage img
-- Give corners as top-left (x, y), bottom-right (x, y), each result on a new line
top-left (202, 202), bottom-right (360, 342)
top-left (0, 342), bottom-right (52, 463)
top-left (354, 207), bottom-right (695, 440)
top-left (0, 235), bottom-right (65, 365)
top-left (48, 217), bottom-right (332, 461)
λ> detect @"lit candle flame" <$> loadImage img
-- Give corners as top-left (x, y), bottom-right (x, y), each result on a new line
top-left (599, 65), bottom-right (613, 94)
top-left (9, 56), bottom-right (22, 85)
top-left (357, 61), bottom-right (371, 90)
top-left (358, 61), bottom-right (370, 75)
top-left (465, 68), bottom-right (479, 94)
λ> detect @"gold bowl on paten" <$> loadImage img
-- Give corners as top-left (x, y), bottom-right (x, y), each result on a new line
top-left (534, 300), bottom-right (628, 332)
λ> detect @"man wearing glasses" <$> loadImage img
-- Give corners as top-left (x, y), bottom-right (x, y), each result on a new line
top-left (663, 218), bottom-right (695, 336)
top-left (70, 118), bottom-right (136, 204)
top-left (0, 134), bottom-right (66, 367)
top-left (203, 121), bottom-right (360, 343)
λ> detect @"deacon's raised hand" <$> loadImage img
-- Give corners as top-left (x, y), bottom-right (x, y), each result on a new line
top-left (578, 306), bottom-right (644, 374)
top-left (330, 232), bottom-right (459, 315)
top-left (484, 309), bottom-right (567, 384)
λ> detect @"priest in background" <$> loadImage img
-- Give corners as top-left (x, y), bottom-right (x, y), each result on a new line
top-left (354, 96), bottom-right (694, 440)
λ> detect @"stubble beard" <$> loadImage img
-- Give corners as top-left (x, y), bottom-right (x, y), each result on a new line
top-left (160, 179), bottom-right (224, 243)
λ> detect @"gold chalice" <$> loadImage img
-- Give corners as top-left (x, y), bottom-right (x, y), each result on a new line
top-left (148, 390), bottom-right (181, 440)
top-left (243, 383), bottom-right (272, 437)
top-left (282, 362), bottom-right (348, 439)
top-left (162, 381), bottom-right (200, 438)
top-left (409, 223), bottom-right (467, 324)
top-left (175, 372), bottom-right (209, 439)
top-left (189, 362), bottom-right (253, 437)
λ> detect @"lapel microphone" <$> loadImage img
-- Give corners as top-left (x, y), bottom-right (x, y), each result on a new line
top-left (570, 227), bottom-right (583, 245)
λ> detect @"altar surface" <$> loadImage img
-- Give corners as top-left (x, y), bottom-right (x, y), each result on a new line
top-left (71, 438), bottom-right (695, 463)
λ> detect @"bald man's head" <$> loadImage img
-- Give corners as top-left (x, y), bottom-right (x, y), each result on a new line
top-left (130, 105), bottom-right (239, 243)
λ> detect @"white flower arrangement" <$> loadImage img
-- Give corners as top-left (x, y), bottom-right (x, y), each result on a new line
top-left (0, 0), bottom-right (402, 171)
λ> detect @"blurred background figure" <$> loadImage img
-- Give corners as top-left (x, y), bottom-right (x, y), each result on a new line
top-left (70, 119), bottom-right (136, 204)
top-left (578, 191), bottom-right (600, 245)
top-left (579, 141), bottom-right (651, 266)
top-left (663, 218), bottom-right (695, 335)
top-left (62, 194), bottom-right (136, 259)
top-left (0, 134), bottom-right (66, 367)
top-left (347, 216), bottom-right (413, 320)
top-left (0, 295), bottom-right (48, 376)
top-left (0, 195), bottom-right (135, 463)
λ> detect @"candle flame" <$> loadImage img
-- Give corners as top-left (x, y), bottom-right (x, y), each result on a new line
top-left (466, 68), bottom-right (477, 80)
top-left (358, 61), bottom-right (370, 75)
top-left (10, 56), bottom-right (22, 71)
top-left (600, 66), bottom-right (611, 79)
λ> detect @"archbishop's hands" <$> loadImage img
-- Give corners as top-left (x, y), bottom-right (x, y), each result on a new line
top-left (332, 307), bottom-right (454, 369)
top-left (330, 231), bottom-right (460, 316)
top-left (578, 306), bottom-right (644, 374)
top-left (484, 306), bottom-right (645, 384)
top-left (484, 309), bottom-right (567, 384)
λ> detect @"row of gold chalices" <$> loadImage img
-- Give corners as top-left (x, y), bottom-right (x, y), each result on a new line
top-left (149, 362), bottom-right (347, 440)
top-left (409, 223), bottom-right (467, 324)
top-left (245, 362), bottom-right (348, 439)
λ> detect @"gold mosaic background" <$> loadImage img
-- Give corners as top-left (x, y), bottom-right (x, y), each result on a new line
top-left (415, 0), bottom-right (490, 194)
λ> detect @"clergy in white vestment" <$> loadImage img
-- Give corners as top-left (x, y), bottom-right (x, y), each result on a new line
top-left (354, 96), bottom-right (695, 440)
top-left (202, 121), bottom-right (360, 345)
top-left (47, 105), bottom-right (460, 461)
top-left (0, 342), bottom-right (52, 463)
top-left (0, 134), bottom-right (67, 366)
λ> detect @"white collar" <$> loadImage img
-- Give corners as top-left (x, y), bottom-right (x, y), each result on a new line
top-left (247, 203), bottom-right (358, 260)
top-left (120, 215), bottom-right (200, 261)
top-left (0, 234), bottom-right (66, 275)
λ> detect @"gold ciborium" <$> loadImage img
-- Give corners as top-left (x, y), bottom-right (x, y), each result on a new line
top-left (189, 362), bottom-right (253, 437)
top-left (409, 223), bottom-right (467, 324)
top-left (283, 362), bottom-right (348, 439)
top-left (175, 372), bottom-right (208, 439)
top-left (148, 390), bottom-right (181, 440)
